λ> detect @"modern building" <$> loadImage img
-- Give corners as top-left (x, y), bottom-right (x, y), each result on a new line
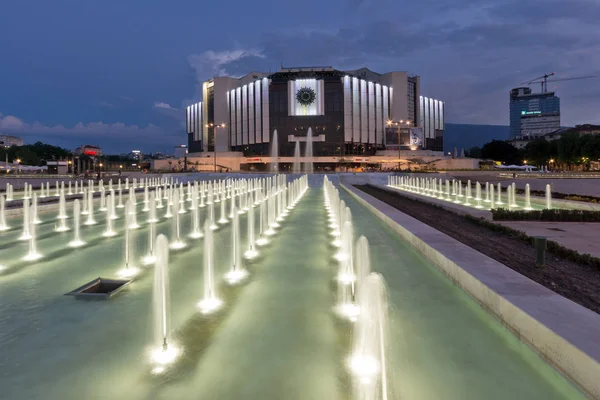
top-left (509, 87), bottom-right (560, 138)
top-left (173, 145), bottom-right (188, 158)
top-left (0, 134), bottom-right (24, 148)
top-left (75, 144), bottom-right (103, 157)
top-left (131, 150), bottom-right (142, 161)
top-left (185, 66), bottom-right (445, 157)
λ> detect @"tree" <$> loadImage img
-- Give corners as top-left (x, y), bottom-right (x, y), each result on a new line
top-left (523, 138), bottom-right (555, 166)
top-left (481, 140), bottom-right (523, 164)
top-left (466, 146), bottom-right (482, 158)
top-left (557, 132), bottom-right (581, 165)
top-left (0, 142), bottom-right (71, 166)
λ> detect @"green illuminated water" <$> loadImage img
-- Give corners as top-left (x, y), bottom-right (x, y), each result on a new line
top-left (0, 177), bottom-right (584, 399)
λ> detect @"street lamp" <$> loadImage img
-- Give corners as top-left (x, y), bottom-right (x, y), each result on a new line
top-left (207, 123), bottom-right (226, 172)
top-left (387, 119), bottom-right (412, 170)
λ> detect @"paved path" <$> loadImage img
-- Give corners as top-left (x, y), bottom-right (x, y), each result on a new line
top-left (499, 221), bottom-right (600, 258)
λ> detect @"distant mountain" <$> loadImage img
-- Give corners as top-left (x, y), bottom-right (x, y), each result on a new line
top-left (443, 123), bottom-right (509, 154)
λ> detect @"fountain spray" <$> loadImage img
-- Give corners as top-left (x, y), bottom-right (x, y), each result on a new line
top-left (198, 219), bottom-right (223, 314)
top-left (225, 208), bottom-right (248, 284)
top-left (118, 200), bottom-right (139, 278)
top-left (69, 199), bottom-right (85, 247)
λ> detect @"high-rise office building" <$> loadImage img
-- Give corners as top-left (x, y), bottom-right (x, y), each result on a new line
top-left (509, 87), bottom-right (560, 138)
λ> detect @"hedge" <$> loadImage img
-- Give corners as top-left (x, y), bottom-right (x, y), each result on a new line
top-left (491, 208), bottom-right (600, 222)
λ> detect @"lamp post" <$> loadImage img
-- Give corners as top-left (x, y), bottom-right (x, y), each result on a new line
top-left (386, 119), bottom-right (412, 170)
top-left (206, 123), bottom-right (226, 172)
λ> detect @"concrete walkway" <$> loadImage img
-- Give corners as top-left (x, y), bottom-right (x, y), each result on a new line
top-left (499, 221), bottom-right (600, 258)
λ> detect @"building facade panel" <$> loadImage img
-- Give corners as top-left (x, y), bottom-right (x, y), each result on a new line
top-left (343, 75), bottom-right (352, 142)
top-left (248, 83), bottom-right (255, 144)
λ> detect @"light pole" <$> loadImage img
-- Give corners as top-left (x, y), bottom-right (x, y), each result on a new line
top-left (206, 123), bottom-right (226, 172)
top-left (387, 119), bottom-right (412, 170)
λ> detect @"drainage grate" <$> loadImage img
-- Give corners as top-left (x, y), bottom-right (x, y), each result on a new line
top-left (66, 278), bottom-right (132, 300)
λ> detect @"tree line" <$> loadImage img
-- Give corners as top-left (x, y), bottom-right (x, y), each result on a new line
top-left (466, 132), bottom-right (600, 168)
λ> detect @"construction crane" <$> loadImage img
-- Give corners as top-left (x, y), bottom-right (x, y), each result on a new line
top-left (520, 73), bottom-right (597, 93)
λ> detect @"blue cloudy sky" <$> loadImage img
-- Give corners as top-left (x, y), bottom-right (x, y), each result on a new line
top-left (0, 0), bottom-right (598, 153)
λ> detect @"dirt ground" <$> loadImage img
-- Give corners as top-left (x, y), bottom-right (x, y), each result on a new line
top-left (355, 184), bottom-right (600, 314)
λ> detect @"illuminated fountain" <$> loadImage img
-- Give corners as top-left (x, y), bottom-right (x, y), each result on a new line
top-left (109, 189), bottom-right (117, 220)
top-left (464, 182), bottom-right (472, 207)
top-left (510, 183), bottom-right (519, 208)
top-left (55, 205), bottom-right (69, 232)
top-left (20, 199), bottom-right (31, 241)
top-left (143, 216), bottom-right (157, 265)
top-left (490, 184), bottom-right (495, 209)
top-left (256, 199), bottom-right (269, 246)
top-left (57, 191), bottom-right (67, 220)
top-left (68, 199), bottom-right (85, 248)
top-left (99, 188), bottom-right (107, 212)
top-left (496, 183), bottom-right (503, 205)
top-left (31, 193), bottom-right (41, 224)
top-left (225, 208), bottom-right (248, 285)
top-left (350, 273), bottom-right (390, 400)
top-left (117, 188), bottom-right (124, 208)
top-left (546, 184), bottom-right (552, 209)
top-left (218, 195), bottom-right (228, 224)
top-left (103, 195), bottom-right (116, 237)
top-left (164, 189), bottom-right (173, 219)
top-left (118, 200), bottom-right (140, 278)
top-left (475, 182), bottom-right (483, 209)
top-left (264, 195), bottom-right (277, 235)
top-left (336, 220), bottom-right (358, 321)
top-left (85, 190), bottom-right (96, 225)
top-left (178, 192), bottom-right (186, 214)
top-left (129, 187), bottom-right (136, 206)
top-left (484, 182), bottom-right (490, 203)
top-left (270, 130), bottom-right (279, 173)
top-left (198, 219), bottom-right (222, 314)
top-left (524, 184), bottom-right (533, 210)
top-left (355, 236), bottom-right (372, 285)
top-left (0, 195), bottom-right (8, 231)
top-left (156, 188), bottom-right (164, 209)
top-left (24, 210), bottom-right (41, 261)
top-left (150, 234), bottom-right (179, 373)
top-left (189, 193), bottom-right (202, 239)
top-left (293, 140), bottom-right (301, 174)
top-left (170, 191), bottom-right (185, 249)
top-left (143, 187), bottom-right (150, 212)
top-left (208, 197), bottom-right (218, 230)
top-left (128, 198), bottom-right (140, 229)
top-left (244, 201), bottom-right (258, 259)
top-left (305, 127), bottom-right (314, 174)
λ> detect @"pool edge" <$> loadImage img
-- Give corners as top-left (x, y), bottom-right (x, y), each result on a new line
top-left (340, 179), bottom-right (600, 400)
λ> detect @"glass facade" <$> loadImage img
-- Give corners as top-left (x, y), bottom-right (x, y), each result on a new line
top-left (509, 87), bottom-right (560, 138)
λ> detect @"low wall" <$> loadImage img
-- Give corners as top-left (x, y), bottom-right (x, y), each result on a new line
top-left (340, 180), bottom-right (600, 399)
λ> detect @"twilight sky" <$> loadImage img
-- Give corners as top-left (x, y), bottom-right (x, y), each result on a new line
top-left (0, 0), bottom-right (598, 153)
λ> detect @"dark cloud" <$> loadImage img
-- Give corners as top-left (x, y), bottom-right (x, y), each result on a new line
top-left (187, 0), bottom-right (599, 125)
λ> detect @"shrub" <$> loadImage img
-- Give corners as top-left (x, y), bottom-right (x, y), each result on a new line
top-left (491, 208), bottom-right (600, 222)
